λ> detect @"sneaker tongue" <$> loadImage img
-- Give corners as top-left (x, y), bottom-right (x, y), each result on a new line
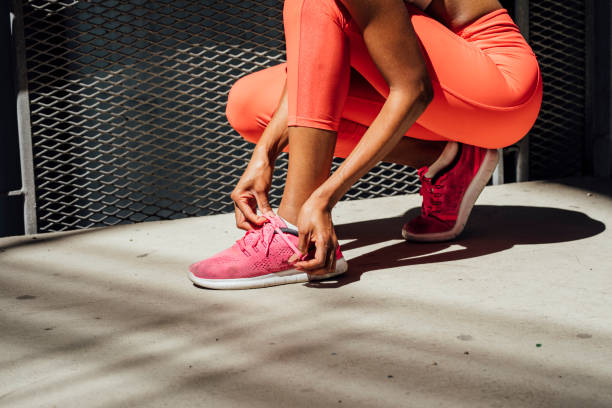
top-left (266, 215), bottom-right (288, 230)
top-left (268, 216), bottom-right (300, 237)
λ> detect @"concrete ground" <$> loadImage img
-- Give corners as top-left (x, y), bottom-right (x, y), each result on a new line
top-left (1, 178), bottom-right (611, 408)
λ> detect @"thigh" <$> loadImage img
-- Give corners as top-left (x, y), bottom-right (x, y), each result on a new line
top-left (343, 6), bottom-right (541, 148)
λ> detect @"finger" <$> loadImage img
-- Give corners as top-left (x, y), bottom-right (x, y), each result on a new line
top-left (324, 243), bottom-right (335, 271)
top-left (235, 197), bottom-right (266, 225)
top-left (236, 218), bottom-right (253, 231)
top-left (253, 192), bottom-right (273, 218)
top-left (234, 203), bottom-right (252, 229)
top-left (295, 238), bottom-right (328, 271)
top-left (312, 241), bottom-right (335, 276)
top-left (326, 231), bottom-right (338, 274)
top-left (309, 245), bottom-right (336, 276)
top-left (234, 204), bottom-right (254, 231)
top-left (297, 230), bottom-right (310, 257)
top-left (289, 230), bottom-right (310, 264)
top-left (327, 245), bottom-right (337, 275)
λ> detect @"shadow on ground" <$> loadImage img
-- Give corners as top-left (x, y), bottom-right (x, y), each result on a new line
top-left (1, 201), bottom-right (611, 407)
top-left (558, 177), bottom-right (612, 198)
top-left (309, 205), bottom-right (606, 288)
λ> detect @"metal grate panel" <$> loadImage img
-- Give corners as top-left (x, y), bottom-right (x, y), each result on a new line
top-left (22, 0), bottom-right (419, 233)
top-left (22, 0), bottom-right (589, 233)
top-left (528, 0), bottom-right (586, 179)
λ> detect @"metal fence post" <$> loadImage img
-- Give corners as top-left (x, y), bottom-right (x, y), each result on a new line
top-left (492, 149), bottom-right (505, 185)
top-left (10, 0), bottom-right (37, 235)
top-left (514, 0), bottom-right (530, 182)
top-left (585, 0), bottom-right (612, 177)
top-left (493, 0), bottom-right (530, 184)
top-left (493, 0), bottom-right (531, 185)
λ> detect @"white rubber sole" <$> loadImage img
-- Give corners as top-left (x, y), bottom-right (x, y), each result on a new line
top-left (189, 257), bottom-right (349, 290)
top-left (402, 148), bottom-right (499, 242)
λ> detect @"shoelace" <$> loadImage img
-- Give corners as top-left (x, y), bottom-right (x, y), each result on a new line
top-left (419, 167), bottom-right (444, 218)
top-left (236, 214), bottom-right (303, 259)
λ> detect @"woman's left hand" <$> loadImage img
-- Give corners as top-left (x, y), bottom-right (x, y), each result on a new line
top-left (289, 196), bottom-right (338, 277)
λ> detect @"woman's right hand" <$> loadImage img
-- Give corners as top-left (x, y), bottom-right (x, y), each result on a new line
top-left (231, 149), bottom-right (275, 230)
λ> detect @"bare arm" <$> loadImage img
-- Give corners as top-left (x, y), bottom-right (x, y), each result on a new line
top-left (293, 0), bottom-right (433, 271)
top-left (252, 81), bottom-right (289, 163)
top-left (315, 0), bottom-right (433, 209)
top-left (231, 82), bottom-right (289, 229)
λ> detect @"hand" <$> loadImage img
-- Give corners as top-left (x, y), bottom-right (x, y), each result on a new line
top-left (290, 196), bottom-right (338, 277)
top-left (231, 150), bottom-right (274, 230)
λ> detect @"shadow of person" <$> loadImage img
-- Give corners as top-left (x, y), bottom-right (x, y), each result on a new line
top-left (307, 205), bottom-right (606, 288)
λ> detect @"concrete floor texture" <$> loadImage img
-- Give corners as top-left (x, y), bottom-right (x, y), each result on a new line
top-left (1, 178), bottom-right (611, 407)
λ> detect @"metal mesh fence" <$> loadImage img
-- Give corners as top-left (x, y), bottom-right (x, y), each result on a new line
top-left (528, 0), bottom-right (585, 179)
top-left (22, 0), bottom-right (419, 233)
top-left (21, 0), bottom-right (588, 233)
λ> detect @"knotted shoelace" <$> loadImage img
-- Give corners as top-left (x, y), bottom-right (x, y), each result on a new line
top-left (236, 214), bottom-right (303, 259)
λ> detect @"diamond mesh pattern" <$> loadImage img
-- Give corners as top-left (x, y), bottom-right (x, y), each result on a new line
top-left (22, 0), bottom-right (588, 232)
top-left (528, 0), bottom-right (585, 179)
top-left (22, 0), bottom-right (419, 233)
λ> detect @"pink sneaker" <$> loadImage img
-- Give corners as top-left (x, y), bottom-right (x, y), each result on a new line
top-left (189, 215), bottom-right (348, 289)
top-left (402, 143), bottom-right (499, 242)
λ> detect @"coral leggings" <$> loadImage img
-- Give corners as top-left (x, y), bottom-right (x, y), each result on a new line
top-left (226, 0), bottom-right (543, 157)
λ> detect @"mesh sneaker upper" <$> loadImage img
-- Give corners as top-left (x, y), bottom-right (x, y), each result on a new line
top-left (190, 216), bottom-right (301, 280)
top-left (406, 144), bottom-right (488, 234)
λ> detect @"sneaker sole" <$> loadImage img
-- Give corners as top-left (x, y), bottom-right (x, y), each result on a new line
top-left (188, 257), bottom-right (349, 290)
top-left (402, 148), bottom-right (499, 242)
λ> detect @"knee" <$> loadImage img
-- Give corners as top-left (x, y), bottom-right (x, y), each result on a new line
top-left (226, 75), bottom-right (264, 144)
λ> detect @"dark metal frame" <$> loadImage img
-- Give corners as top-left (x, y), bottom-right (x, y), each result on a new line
top-left (9, 0), bottom-right (37, 234)
top-left (585, 0), bottom-right (612, 177)
top-left (493, 0), bottom-right (530, 185)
